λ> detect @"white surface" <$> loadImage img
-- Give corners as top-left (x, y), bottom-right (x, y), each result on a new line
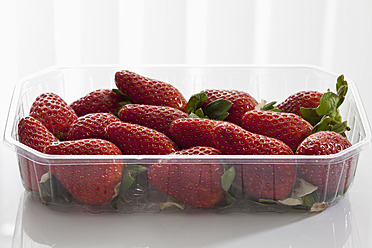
top-left (1, 0), bottom-right (372, 247)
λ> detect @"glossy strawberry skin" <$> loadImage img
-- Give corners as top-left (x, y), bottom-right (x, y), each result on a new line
top-left (18, 117), bottom-right (59, 191)
top-left (149, 146), bottom-right (225, 208)
top-left (70, 89), bottom-right (124, 117)
top-left (67, 112), bottom-right (119, 141)
top-left (29, 92), bottom-right (78, 141)
top-left (296, 131), bottom-right (354, 195)
top-left (106, 121), bottom-right (179, 155)
top-left (241, 110), bottom-right (313, 151)
top-left (115, 70), bottom-right (187, 112)
top-left (214, 122), bottom-right (294, 156)
top-left (200, 89), bottom-right (258, 126)
top-left (277, 90), bottom-right (323, 118)
top-left (44, 139), bottom-right (123, 205)
top-left (214, 122), bottom-right (296, 200)
top-left (170, 118), bottom-right (219, 149)
top-left (118, 104), bottom-right (188, 138)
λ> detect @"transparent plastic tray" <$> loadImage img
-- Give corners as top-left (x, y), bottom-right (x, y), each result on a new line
top-left (3, 65), bottom-right (372, 213)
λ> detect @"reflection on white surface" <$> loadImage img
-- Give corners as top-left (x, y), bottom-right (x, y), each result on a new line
top-left (12, 193), bottom-right (361, 248)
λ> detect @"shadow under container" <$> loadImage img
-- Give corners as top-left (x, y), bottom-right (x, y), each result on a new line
top-left (4, 65), bottom-right (371, 213)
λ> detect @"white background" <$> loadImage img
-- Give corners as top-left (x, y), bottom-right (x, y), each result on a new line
top-left (1, 0), bottom-right (372, 247)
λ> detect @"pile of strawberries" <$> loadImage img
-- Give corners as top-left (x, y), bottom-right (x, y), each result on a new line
top-left (17, 70), bottom-right (356, 210)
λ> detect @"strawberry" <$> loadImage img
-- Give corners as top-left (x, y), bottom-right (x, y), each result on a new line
top-left (199, 89), bottom-right (258, 126)
top-left (29, 92), bottom-right (78, 140)
top-left (296, 131), bottom-right (354, 195)
top-left (106, 121), bottom-right (179, 155)
top-left (214, 122), bottom-right (296, 200)
top-left (277, 75), bottom-right (348, 131)
top-left (17, 116), bottom-right (59, 191)
top-left (44, 139), bottom-right (123, 205)
top-left (277, 90), bottom-right (323, 119)
top-left (118, 104), bottom-right (188, 138)
top-left (70, 89), bottom-right (128, 117)
top-left (67, 112), bottom-right (119, 141)
top-left (241, 110), bottom-right (313, 151)
top-left (214, 122), bottom-right (294, 155)
top-left (148, 146), bottom-right (226, 208)
top-left (115, 70), bottom-right (187, 112)
top-left (170, 118), bottom-right (219, 149)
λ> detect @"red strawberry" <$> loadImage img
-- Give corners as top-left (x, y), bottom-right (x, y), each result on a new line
top-left (214, 122), bottom-right (293, 155)
top-left (67, 112), bottom-right (119, 141)
top-left (44, 139), bottom-right (123, 205)
top-left (106, 121), bottom-right (179, 155)
top-left (200, 89), bottom-right (258, 126)
top-left (277, 90), bottom-right (323, 118)
top-left (115, 70), bottom-right (188, 112)
top-left (296, 131), bottom-right (354, 195)
top-left (149, 146), bottom-right (225, 208)
top-left (18, 116), bottom-right (59, 191)
top-left (241, 110), bottom-right (313, 151)
top-left (70, 89), bottom-right (127, 117)
top-left (170, 118), bottom-right (219, 149)
top-left (118, 104), bottom-right (188, 138)
top-left (214, 122), bottom-right (296, 200)
top-left (29, 92), bottom-right (78, 140)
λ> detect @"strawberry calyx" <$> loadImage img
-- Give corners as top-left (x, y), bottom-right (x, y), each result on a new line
top-left (311, 116), bottom-right (350, 136)
top-left (187, 92), bottom-right (232, 120)
top-left (39, 172), bottom-right (72, 204)
top-left (111, 164), bottom-right (148, 210)
top-left (213, 165), bottom-right (236, 209)
top-left (257, 100), bottom-right (281, 112)
top-left (112, 88), bottom-right (132, 108)
top-left (301, 75), bottom-right (348, 128)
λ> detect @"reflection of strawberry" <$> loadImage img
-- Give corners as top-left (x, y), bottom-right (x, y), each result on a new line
top-left (149, 146), bottom-right (225, 208)
top-left (70, 89), bottom-right (127, 117)
top-left (241, 110), bottom-right (313, 151)
top-left (106, 121), bottom-right (179, 155)
top-left (200, 89), bottom-right (258, 126)
top-left (118, 104), bottom-right (188, 138)
top-left (44, 139), bottom-right (123, 205)
top-left (170, 118), bottom-right (219, 149)
top-left (30, 92), bottom-right (78, 140)
top-left (18, 116), bottom-right (59, 191)
top-left (115, 70), bottom-right (187, 112)
top-left (214, 122), bottom-right (296, 200)
top-left (67, 112), bottom-right (119, 140)
top-left (296, 131), bottom-right (354, 195)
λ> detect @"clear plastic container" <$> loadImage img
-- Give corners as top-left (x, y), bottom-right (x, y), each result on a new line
top-left (3, 65), bottom-right (372, 213)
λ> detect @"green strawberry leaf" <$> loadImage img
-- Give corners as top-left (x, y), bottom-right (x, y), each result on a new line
top-left (336, 74), bottom-right (348, 94)
top-left (195, 109), bottom-right (205, 118)
top-left (316, 90), bottom-right (339, 116)
top-left (221, 166), bottom-right (235, 192)
top-left (312, 116), bottom-right (332, 133)
top-left (301, 107), bottom-right (323, 126)
top-left (312, 116), bottom-right (350, 136)
top-left (302, 193), bottom-right (317, 207)
top-left (301, 74), bottom-right (349, 133)
top-left (39, 172), bottom-right (71, 204)
top-left (203, 99), bottom-right (232, 121)
top-left (113, 165), bottom-right (148, 204)
top-left (188, 113), bottom-right (201, 118)
top-left (187, 92), bottom-right (208, 114)
top-left (260, 101), bottom-right (281, 112)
